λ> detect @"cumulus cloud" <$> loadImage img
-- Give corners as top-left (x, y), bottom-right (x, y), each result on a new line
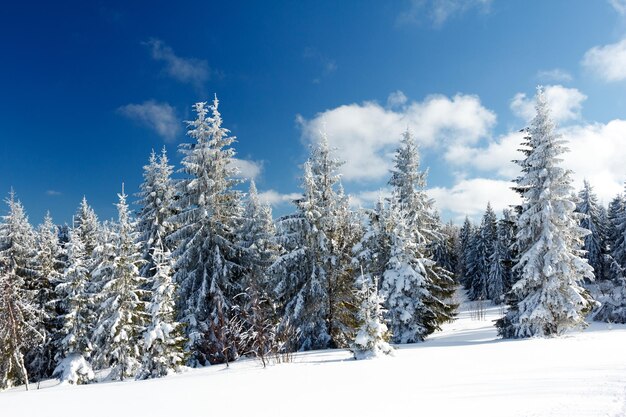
top-left (45, 190), bottom-right (62, 196)
top-left (444, 130), bottom-right (523, 179)
top-left (230, 158), bottom-right (263, 180)
top-left (145, 38), bottom-right (214, 89)
top-left (427, 178), bottom-right (520, 221)
top-left (448, 120), bottom-right (626, 206)
top-left (297, 92), bottom-right (496, 182)
top-left (349, 188), bottom-right (393, 208)
top-left (117, 101), bottom-right (180, 142)
top-left (397, 0), bottom-right (493, 27)
top-left (387, 91), bottom-right (408, 108)
top-left (536, 68), bottom-right (573, 83)
top-left (257, 190), bottom-right (302, 206)
top-left (582, 38), bottom-right (626, 82)
top-left (510, 85), bottom-right (586, 123)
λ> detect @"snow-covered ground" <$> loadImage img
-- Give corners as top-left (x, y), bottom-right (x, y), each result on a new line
top-left (2, 291), bottom-right (626, 417)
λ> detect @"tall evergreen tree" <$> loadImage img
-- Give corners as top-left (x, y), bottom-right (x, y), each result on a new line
top-left (136, 148), bottom-right (176, 278)
top-left (272, 135), bottom-right (359, 351)
top-left (138, 236), bottom-right (185, 379)
top-left (27, 213), bottom-right (64, 381)
top-left (468, 203), bottom-right (497, 301)
top-left (53, 229), bottom-right (95, 384)
top-left (92, 188), bottom-right (148, 380)
top-left (577, 180), bottom-right (605, 281)
top-left (487, 216), bottom-right (511, 305)
top-left (237, 180), bottom-right (280, 363)
top-left (353, 197), bottom-right (391, 292)
top-left (381, 130), bottom-right (456, 342)
top-left (169, 97), bottom-right (244, 365)
top-left (458, 217), bottom-right (474, 289)
top-left (497, 88), bottom-right (594, 338)
top-left (0, 193), bottom-right (42, 390)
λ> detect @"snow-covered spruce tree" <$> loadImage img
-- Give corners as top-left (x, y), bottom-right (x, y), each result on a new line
top-left (137, 236), bottom-right (185, 379)
top-left (353, 197), bottom-right (391, 293)
top-left (237, 180), bottom-right (281, 365)
top-left (593, 191), bottom-right (626, 323)
top-left (487, 216), bottom-right (511, 305)
top-left (73, 197), bottom-right (101, 260)
top-left (576, 180), bottom-right (605, 281)
top-left (169, 97), bottom-right (244, 365)
top-left (497, 88), bottom-right (594, 338)
top-left (136, 147), bottom-right (176, 278)
top-left (381, 194), bottom-right (439, 343)
top-left (272, 135), bottom-right (360, 351)
top-left (457, 217), bottom-right (473, 288)
top-left (53, 229), bottom-right (95, 385)
top-left (92, 188), bottom-right (148, 380)
top-left (433, 219), bottom-right (459, 281)
top-left (0, 193), bottom-right (42, 390)
top-left (604, 194), bottom-right (625, 281)
top-left (468, 203), bottom-right (497, 301)
top-left (351, 274), bottom-right (392, 360)
top-left (382, 129), bottom-right (456, 342)
top-left (27, 212), bottom-right (65, 381)
top-left (500, 208), bottom-right (519, 293)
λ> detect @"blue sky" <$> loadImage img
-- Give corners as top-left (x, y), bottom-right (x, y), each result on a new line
top-left (1, 0), bottom-right (626, 224)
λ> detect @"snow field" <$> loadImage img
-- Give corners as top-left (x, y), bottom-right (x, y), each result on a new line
top-left (2, 294), bottom-right (625, 417)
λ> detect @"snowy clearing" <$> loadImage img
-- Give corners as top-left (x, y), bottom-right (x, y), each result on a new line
top-left (2, 293), bottom-right (626, 417)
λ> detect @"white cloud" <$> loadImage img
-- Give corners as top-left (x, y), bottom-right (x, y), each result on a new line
top-left (387, 91), bottom-right (408, 108)
top-left (427, 178), bottom-right (520, 221)
top-left (510, 85), bottom-right (586, 123)
top-left (447, 120), bottom-right (626, 206)
top-left (398, 0), bottom-right (493, 27)
top-left (444, 130), bottom-right (523, 179)
top-left (117, 101), bottom-right (180, 142)
top-left (230, 158), bottom-right (262, 180)
top-left (45, 190), bottom-right (62, 196)
top-left (609, 0), bottom-right (626, 14)
top-left (145, 38), bottom-right (213, 89)
top-left (349, 188), bottom-right (393, 208)
top-left (536, 68), bottom-right (573, 83)
top-left (297, 92), bottom-right (496, 182)
top-left (582, 38), bottom-right (626, 82)
top-left (257, 190), bottom-right (302, 206)
top-left (560, 120), bottom-right (626, 204)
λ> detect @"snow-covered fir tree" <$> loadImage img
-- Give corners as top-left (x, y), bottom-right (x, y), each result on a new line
top-left (576, 180), bottom-right (606, 281)
top-left (237, 180), bottom-right (280, 365)
top-left (73, 197), bottom-right (101, 260)
top-left (353, 197), bottom-right (391, 292)
top-left (487, 215), bottom-right (511, 305)
top-left (497, 88), bottom-right (594, 338)
top-left (92, 188), bottom-right (148, 380)
top-left (433, 219), bottom-right (459, 280)
top-left (136, 147), bottom-right (176, 278)
top-left (0, 193), bottom-right (42, 390)
top-left (457, 217), bottom-right (473, 288)
top-left (53, 229), bottom-right (95, 385)
top-left (468, 203), bottom-right (497, 301)
top-left (137, 236), bottom-right (185, 379)
top-left (381, 195), bottom-right (437, 343)
top-left (382, 129), bottom-right (456, 342)
top-left (272, 134), bottom-right (360, 351)
top-left (500, 208), bottom-right (519, 293)
top-left (27, 212), bottom-right (65, 381)
top-left (351, 274), bottom-right (392, 359)
top-left (169, 97), bottom-right (244, 365)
